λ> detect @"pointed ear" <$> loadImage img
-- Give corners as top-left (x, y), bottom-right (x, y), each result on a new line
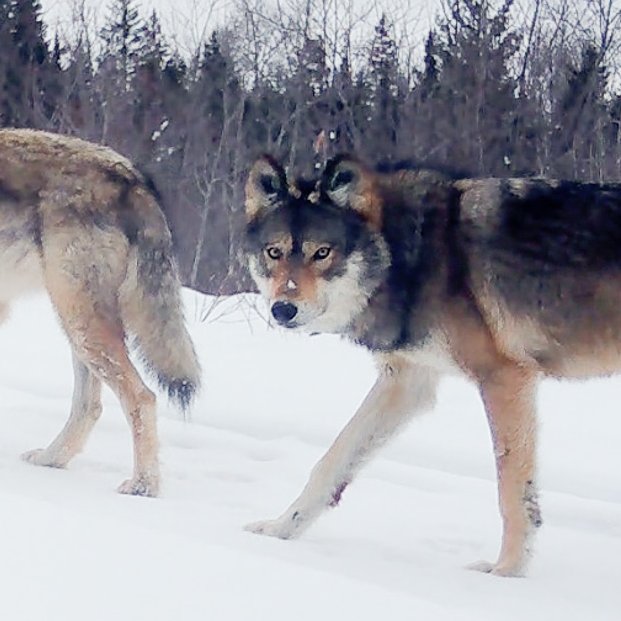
top-left (245, 155), bottom-right (288, 221)
top-left (321, 155), bottom-right (382, 230)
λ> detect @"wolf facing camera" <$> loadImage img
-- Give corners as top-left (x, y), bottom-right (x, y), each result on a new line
top-left (244, 152), bottom-right (621, 576)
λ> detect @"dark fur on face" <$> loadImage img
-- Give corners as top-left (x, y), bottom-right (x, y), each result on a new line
top-left (245, 155), bottom-right (393, 335)
top-left (244, 155), bottom-right (461, 347)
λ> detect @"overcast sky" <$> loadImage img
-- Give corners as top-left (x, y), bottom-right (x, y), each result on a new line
top-left (39, 0), bottom-right (438, 55)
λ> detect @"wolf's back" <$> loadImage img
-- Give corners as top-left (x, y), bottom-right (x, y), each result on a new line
top-left (119, 183), bottom-right (201, 411)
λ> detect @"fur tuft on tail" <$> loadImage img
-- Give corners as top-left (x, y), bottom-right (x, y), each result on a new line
top-left (164, 378), bottom-right (196, 412)
top-left (119, 185), bottom-right (201, 413)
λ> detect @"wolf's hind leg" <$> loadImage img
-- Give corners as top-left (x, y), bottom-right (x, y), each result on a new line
top-left (67, 317), bottom-right (160, 497)
top-left (44, 287), bottom-right (159, 494)
top-left (38, 230), bottom-right (160, 496)
top-left (246, 358), bottom-right (438, 539)
top-left (469, 364), bottom-right (541, 577)
top-left (22, 351), bottom-right (102, 468)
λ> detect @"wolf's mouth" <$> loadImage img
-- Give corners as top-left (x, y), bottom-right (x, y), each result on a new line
top-left (280, 321), bottom-right (299, 329)
top-left (269, 298), bottom-right (337, 333)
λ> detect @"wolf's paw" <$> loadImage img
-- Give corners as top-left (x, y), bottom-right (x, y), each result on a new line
top-left (467, 559), bottom-right (525, 578)
top-left (244, 517), bottom-right (300, 540)
top-left (21, 448), bottom-right (66, 469)
top-left (117, 474), bottom-right (159, 498)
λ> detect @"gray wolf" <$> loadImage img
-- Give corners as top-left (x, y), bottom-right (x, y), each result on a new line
top-left (243, 153), bottom-right (621, 576)
top-left (0, 129), bottom-right (200, 496)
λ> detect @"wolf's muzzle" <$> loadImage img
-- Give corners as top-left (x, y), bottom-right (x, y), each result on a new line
top-left (271, 301), bottom-right (298, 325)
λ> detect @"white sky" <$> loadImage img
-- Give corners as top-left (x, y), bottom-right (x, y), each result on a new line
top-left (40, 0), bottom-right (438, 58)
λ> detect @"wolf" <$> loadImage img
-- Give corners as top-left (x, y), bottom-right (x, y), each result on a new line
top-left (0, 128), bottom-right (200, 497)
top-left (243, 152), bottom-right (621, 576)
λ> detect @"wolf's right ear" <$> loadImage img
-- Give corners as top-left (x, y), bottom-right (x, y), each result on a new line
top-left (245, 155), bottom-right (288, 221)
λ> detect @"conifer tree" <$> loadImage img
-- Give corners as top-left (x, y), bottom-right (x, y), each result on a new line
top-left (0, 0), bottom-right (59, 128)
top-left (97, 0), bottom-right (144, 153)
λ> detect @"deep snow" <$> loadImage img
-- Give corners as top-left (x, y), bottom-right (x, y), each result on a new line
top-left (0, 290), bottom-right (619, 620)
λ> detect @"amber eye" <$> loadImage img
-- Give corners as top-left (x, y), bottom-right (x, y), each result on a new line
top-left (266, 246), bottom-right (283, 260)
top-left (313, 246), bottom-right (332, 261)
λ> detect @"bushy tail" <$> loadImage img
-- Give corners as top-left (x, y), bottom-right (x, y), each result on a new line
top-left (119, 186), bottom-right (201, 412)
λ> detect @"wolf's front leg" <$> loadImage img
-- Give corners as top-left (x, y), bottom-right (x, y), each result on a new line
top-left (471, 364), bottom-right (541, 577)
top-left (246, 356), bottom-right (439, 539)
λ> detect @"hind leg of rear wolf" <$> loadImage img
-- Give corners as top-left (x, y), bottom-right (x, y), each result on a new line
top-left (246, 357), bottom-right (438, 539)
top-left (60, 308), bottom-right (159, 496)
top-left (22, 351), bottom-right (102, 468)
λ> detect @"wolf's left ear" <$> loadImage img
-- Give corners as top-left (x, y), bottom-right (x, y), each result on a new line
top-left (245, 155), bottom-right (288, 221)
top-left (321, 155), bottom-right (382, 230)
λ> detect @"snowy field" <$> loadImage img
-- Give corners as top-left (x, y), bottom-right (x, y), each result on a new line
top-left (1, 290), bottom-right (620, 620)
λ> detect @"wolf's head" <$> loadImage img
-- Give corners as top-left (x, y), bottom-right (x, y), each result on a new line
top-left (245, 154), bottom-right (390, 333)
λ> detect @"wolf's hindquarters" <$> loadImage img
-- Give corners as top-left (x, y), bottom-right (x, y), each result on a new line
top-left (43, 254), bottom-right (162, 495)
top-left (26, 177), bottom-right (199, 496)
top-left (3, 128), bottom-right (201, 496)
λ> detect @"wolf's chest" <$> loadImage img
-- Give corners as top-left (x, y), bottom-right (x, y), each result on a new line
top-left (403, 331), bottom-right (465, 376)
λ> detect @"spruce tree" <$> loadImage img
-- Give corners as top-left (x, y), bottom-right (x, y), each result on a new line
top-left (97, 0), bottom-right (144, 153)
top-left (0, 0), bottom-right (60, 128)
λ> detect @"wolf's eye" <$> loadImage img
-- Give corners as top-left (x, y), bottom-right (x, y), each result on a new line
top-left (313, 246), bottom-right (332, 261)
top-left (266, 246), bottom-right (283, 260)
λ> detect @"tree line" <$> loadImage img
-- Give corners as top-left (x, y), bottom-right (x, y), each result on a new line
top-left (2, 0), bottom-right (621, 293)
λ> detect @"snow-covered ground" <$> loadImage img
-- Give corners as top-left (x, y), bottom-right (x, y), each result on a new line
top-left (0, 290), bottom-right (619, 620)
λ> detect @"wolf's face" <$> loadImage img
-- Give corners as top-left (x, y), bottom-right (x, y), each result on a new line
top-left (245, 155), bottom-right (390, 334)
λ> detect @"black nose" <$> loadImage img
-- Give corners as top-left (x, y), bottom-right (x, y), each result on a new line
top-left (271, 301), bottom-right (298, 324)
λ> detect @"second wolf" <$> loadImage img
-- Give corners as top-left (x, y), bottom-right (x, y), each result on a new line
top-left (0, 129), bottom-right (200, 496)
top-left (244, 153), bottom-right (621, 576)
